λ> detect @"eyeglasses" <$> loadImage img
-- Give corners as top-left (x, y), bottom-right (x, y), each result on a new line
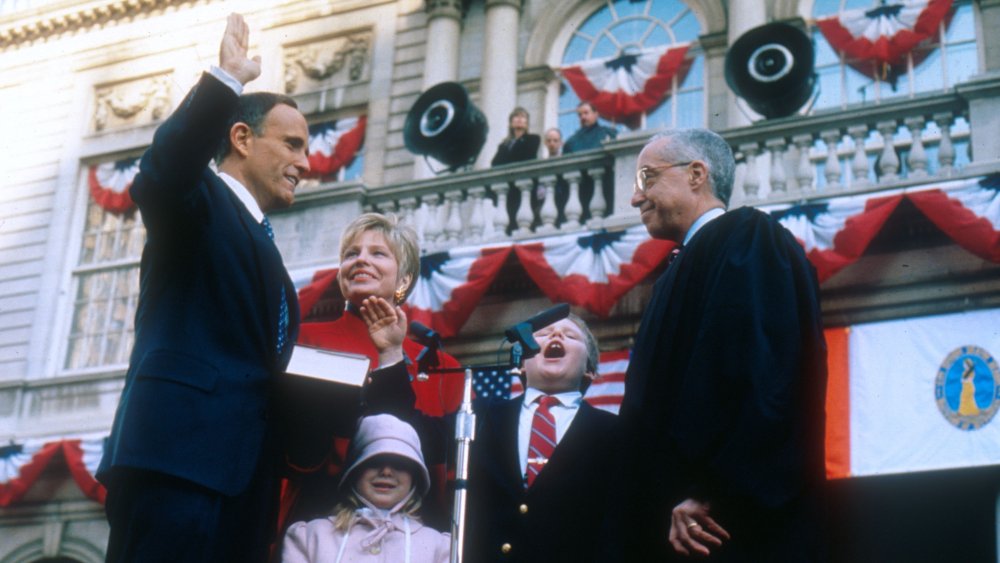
top-left (633, 161), bottom-right (692, 194)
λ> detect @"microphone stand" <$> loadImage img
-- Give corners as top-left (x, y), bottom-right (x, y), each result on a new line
top-left (422, 347), bottom-right (523, 563)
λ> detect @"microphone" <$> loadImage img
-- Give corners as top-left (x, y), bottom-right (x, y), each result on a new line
top-left (409, 321), bottom-right (441, 348)
top-left (409, 321), bottom-right (441, 381)
top-left (504, 303), bottom-right (570, 358)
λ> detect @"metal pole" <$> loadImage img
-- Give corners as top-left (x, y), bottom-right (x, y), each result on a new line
top-left (450, 367), bottom-right (476, 563)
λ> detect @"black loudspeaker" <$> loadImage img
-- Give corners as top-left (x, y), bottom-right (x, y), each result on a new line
top-left (725, 22), bottom-right (816, 119)
top-left (403, 81), bottom-right (488, 171)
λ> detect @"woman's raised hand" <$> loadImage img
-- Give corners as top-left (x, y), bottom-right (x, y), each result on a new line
top-left (359, 295), bottom-right (407, 368)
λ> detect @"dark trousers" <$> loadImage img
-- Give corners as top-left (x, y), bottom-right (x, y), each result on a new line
top-left (104, 460), bottom-right (279, 563)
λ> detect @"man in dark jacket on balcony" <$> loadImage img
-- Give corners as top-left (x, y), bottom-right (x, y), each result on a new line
top-left (619, 128), bottom-right (828, 562)
top-left (562, 101), bottom-right (618, 154)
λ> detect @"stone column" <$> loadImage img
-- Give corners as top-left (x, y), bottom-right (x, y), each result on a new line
top-left (726, 0), bottom-right (768, 127)
top-left (414, 0), bottom-right (464, 179)
top-left (476, 0), bottom-right (522, 169)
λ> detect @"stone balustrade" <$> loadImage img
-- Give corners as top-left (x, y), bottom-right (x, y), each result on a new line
top-left (364, 151), bottom-right (613, 251)
top-left (723, 90), bottom-right (977, 207)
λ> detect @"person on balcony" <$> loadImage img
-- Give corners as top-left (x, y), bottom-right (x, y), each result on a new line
top-left (544, 127), bottom-right (564, 158)
top-left (98, 13), bottom-right (308, 562)
top-left (620, 128), bottom-right (828, 561)
top-left (562, 101), bottom-right (617, 154)
top-left (278, 212), bottom-right (463, 537)
top-left (490, 106), bottom-right (541, 166)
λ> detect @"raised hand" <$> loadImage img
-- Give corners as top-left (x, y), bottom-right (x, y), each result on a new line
top-left (359, 296), bottom-right (407, 368)
top-left (219, 13), bottom-right (261, 86)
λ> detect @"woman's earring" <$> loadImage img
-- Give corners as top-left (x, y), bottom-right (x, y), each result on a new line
top-left (394, 287), bottom-right (407, 305)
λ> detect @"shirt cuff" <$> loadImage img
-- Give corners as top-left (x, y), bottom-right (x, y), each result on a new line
top-left (209, 66), bottom-right (244, 96)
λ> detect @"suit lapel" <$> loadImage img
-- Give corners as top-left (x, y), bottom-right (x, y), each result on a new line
top-left (217, 175), bottom-right (291, 368)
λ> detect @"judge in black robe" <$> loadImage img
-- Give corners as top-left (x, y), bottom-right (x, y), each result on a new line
top-left (619, 129), bottom-right (828, 562)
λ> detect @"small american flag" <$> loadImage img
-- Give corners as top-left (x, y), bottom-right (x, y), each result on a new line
top-left (499, 349), bottom-right (629, 414)
top-left (471, 366), bottom-right (515, 401)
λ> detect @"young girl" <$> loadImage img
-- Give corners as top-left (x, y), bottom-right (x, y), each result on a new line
top-left (282, 414), bottom-right (451, 563)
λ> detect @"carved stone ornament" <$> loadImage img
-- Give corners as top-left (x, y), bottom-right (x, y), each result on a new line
top-left (284, 32), bottom-right (372, 94)
top-left (93, 75), bottom-right (172, 132)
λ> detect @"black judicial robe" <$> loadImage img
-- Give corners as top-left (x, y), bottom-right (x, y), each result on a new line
top-left (619, 207), bottom-right (828, 562)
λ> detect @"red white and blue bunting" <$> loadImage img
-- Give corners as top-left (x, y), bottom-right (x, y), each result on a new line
top-left (306, 116), bottom-right (367, 179)
top-left (763, 176), bottom-right (1000, 282)
top-left (88, 158), bottom-right (140, 214)
top-left (294, 226), bottom-right (674, 337)
top-left (562, 44), bottom-right (690, 120)
top-left (816, 0), bottom-right (952, 80)
top-left (514, 225), bottom-right (675, 317)
top-left (0, 436), bottom-right (106, 507)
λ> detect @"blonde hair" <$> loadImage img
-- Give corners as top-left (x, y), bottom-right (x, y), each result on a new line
top-left (339, 212), bottom-right (420, 302)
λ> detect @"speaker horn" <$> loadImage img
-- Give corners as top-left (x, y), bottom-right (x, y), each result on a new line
top-left (403, 82), bottom-right (488, 172)
top-left (725, 22), bottom-right (816, 119)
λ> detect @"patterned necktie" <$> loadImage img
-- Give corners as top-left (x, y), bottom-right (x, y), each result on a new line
top-left (261, 216), bottom-right (289, 356)
top-left (526, 395), bottom-right (560, 488)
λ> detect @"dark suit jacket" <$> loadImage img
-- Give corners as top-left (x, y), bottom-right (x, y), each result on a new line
top-left (465, 397), bottom-right (620, 563)
top-left (97, 73), bottom-right (300, 497)
top-left (491, 134), bottom-right (541, 166)
top-left (619, 208), bottom-right (827, 562)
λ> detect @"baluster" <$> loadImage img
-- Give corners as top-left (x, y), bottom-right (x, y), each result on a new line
top-left (739, 143), bottom-right (761, 201)
top-left (847, 125), bottom-right (870, 189)
top-left (876, 120), bottom-right (900, 182)
top-left (792, 134), bottom-right (815, 193)
top-left (563, 171), bottom-right (583, 230)
top-left (491, 182), bottom-right (511, 240)
top-left (819, 130), bottom-right (842, 191)
top-left (423, 193), bottom-right (442, 246)
top-left (514, 178), bottom-right (534, 236)
top-left (904, 116), bottom-right (928, 179)
top-left (587, 167), bottom-right (607, 224)
top-left (444, 190), bottom-right (463, 242)
top-left (398, 197), bottom-right (418, 226)
top-left (538, 174), bottom-right (558, 233)
top-left (765, 137), bottom-right (788, 197)
top-left (933, 112), bottom-right (955, 176)
top-left (467, 187), bottom-right (486, 242)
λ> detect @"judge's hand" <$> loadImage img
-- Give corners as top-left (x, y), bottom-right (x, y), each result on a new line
top-left (219, 13), bottom-right (261, 85)
top-left (668, 498), bottom-right (730, 557)
top-left (360, 296), bottom-right (406, 368)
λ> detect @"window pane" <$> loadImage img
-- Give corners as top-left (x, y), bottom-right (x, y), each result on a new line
top-left (672, 10), bottom-right (700, 42)
top-left (676, 91), bottom-right (703, 128)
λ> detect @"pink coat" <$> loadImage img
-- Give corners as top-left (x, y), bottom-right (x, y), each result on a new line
top-left (282, 512), bottom-right (450, 563)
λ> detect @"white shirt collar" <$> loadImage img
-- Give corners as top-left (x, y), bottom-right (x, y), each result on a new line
top-left (522, 386), bottom-right (583, 409)
top-left (684, 207), bottom-right (725, 246)
top-left (218, 172), bottom-right (265, 223)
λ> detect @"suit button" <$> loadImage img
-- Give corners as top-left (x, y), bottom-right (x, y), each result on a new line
top-left (501, 543), bottom-right (512, 554)
top-left (365, 376), bottom-right (373, 385)
top-left (519, 504), bottom-right (528, 514)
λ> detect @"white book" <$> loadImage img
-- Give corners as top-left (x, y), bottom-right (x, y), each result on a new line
top-left (285, 345), bottom-right (370, 387)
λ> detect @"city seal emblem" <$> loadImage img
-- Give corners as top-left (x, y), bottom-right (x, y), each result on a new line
top-left (935, 346), bottom-right (1000, 430)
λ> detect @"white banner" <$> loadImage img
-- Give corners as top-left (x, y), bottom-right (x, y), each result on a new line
top-left (849, 308), bottom-right (1000, 476)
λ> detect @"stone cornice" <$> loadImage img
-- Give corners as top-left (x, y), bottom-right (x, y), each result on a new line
top-left (0, 0), bottom-right (204, 50)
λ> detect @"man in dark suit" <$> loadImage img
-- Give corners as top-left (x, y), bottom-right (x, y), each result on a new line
top-left (463, 314), bottom-right (619, 563)
top-left (562, 101), bottom-right (617, 154)
top-left (97, 13), bottom-right (308, 562)
top-left (619, 129), bottom-right (828, 562)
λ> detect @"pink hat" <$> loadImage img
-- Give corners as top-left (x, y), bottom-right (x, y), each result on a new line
top-left (339, 414), bottom-right (431, 496)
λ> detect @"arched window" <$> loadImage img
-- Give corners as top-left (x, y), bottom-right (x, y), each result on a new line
top-left (558, 0), bottom-right (705, 134)
top-left (811, 0), bottom-right (978, 110)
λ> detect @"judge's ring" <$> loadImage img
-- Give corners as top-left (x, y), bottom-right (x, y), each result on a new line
top-left (686, 521), bottom-right (699, 529)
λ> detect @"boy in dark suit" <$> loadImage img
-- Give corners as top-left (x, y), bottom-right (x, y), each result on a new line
top-left (463, 314), bottom-right (620, 562)
top-left (97, 13), bottom-right (309, 562)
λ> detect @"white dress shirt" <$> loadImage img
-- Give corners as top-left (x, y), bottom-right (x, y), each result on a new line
top-left (517, 387), bottom-right (584, 478)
